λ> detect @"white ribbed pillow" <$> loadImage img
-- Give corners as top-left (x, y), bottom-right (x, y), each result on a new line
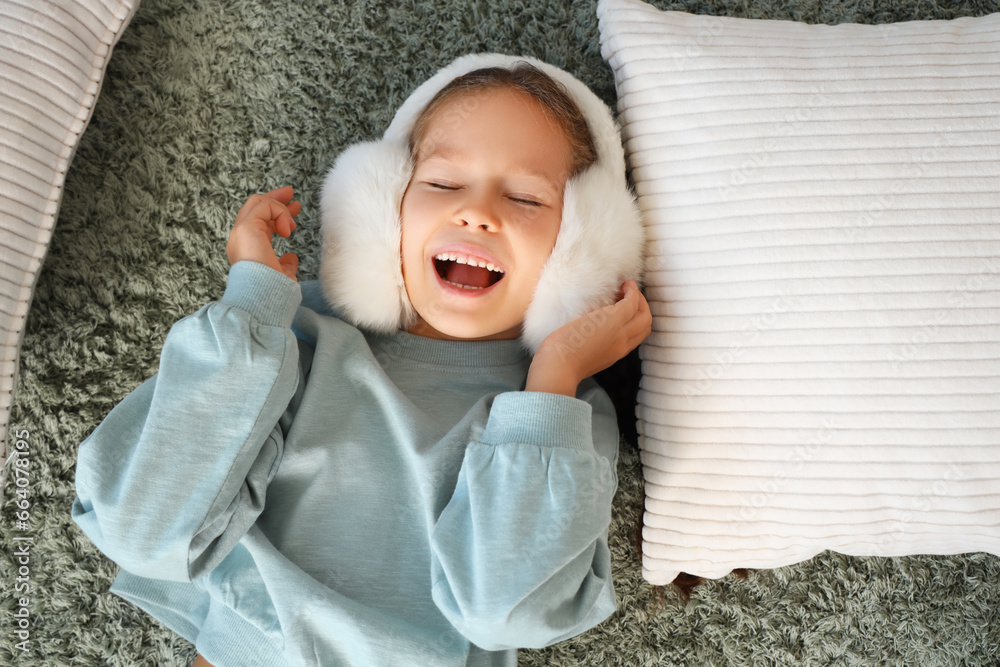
top-left (598, 0), bottom-right (1000, 586)
top-left (0, 0), bottom-right (139, 476)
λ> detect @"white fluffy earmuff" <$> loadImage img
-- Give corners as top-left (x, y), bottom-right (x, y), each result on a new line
top-left (319, 53), bottom-right (644, 353)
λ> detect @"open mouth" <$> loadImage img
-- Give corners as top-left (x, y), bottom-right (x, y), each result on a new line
top-left (433, 252), bottom-right (505, 290)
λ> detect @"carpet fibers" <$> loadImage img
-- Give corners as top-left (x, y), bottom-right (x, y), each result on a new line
top-left (2, 0), bottom-right (998, 665)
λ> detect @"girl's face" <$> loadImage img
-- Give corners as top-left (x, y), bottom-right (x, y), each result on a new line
top-left (400, 87), bottom-right (573, 342)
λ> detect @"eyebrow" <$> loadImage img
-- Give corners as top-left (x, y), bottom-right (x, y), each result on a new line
top-left (417, 148), bottom-right (563, 195)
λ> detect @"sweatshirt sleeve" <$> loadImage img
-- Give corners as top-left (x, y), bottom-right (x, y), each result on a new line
top-left (71, 261), bottom-right (303, 583)
top-left (429, 381), bottom-right (620, 651)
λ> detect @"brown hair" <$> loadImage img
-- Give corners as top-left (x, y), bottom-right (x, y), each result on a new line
top-left (671, 569), bottom-right (750, 602)
top-left (407, 62), bottom-right (598, 178)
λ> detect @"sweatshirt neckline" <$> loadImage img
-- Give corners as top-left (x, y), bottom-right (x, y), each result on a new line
top-left (366, 329), bottom-right (531, 368)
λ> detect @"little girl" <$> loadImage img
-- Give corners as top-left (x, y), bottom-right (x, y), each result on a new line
top-left (72, 54), bottom-right (649, 667)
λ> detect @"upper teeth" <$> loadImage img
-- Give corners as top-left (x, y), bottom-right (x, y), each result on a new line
top-left (435, 253), bottom-right (504, 274)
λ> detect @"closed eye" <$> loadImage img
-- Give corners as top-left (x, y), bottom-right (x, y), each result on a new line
top-left (425, 182), bottom-right (542, 207)
top-left (427, 182), bottom-right (459, 191)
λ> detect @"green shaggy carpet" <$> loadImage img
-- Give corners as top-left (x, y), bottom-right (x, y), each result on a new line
top-left (3, 0), bottom-right (999, 665)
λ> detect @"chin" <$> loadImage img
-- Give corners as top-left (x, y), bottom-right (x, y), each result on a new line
top-left (416, 314), bottom-right (521, 342)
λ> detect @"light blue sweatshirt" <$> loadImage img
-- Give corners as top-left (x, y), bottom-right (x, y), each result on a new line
top-left (71, 260), bottom-right (620, 666)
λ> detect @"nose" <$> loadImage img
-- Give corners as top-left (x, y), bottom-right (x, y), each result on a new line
top-left (457, 189), bottom-right (501, 232)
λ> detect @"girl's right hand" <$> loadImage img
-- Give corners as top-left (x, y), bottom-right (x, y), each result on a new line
top-left (525, 280), bottom-right (652, 397)
top-left (226, 185), bottom-right (301, 282)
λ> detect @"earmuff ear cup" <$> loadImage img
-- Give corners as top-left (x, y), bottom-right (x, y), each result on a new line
top-left (521, 163), bottom-right (645, 353)
top-left (319, 140), bottom-right (416, 332)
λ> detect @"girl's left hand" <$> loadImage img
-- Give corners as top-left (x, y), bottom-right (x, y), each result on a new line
top-left (525, 280), bottom-right (652, 397)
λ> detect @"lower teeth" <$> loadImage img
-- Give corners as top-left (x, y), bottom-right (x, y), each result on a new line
top-left (445, 280), bottom-right (485, 290)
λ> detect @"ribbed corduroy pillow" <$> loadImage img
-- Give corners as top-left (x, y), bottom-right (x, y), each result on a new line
top-left (0, 0), bottom-right (139, 477)
top-left (597, 0), bottom-right (1000, 586)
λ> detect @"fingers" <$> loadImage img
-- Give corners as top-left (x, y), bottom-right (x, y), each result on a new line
top-left (248, 198), bottom-right (295, 237)
top-left (268, 187), bottom-right (303, 219)
top-left (263, 185), bottom-right (295, 203)
top-left (277, 206), bottom-right (297, 238)
top-left (237, 186), bottom-right (299, 217)
top-left (611, 280), bottom-right (652, 351)
top-left (609, 280), bottom-right (643, 324)
top-left (235, 189), bottom-right (300, 238)
top-left (626, 282), bottom-right (652, 332)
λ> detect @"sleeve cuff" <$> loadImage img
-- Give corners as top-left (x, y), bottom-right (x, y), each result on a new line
top-left (222, 261), bottom-right (302, 328)
top-left (480, 392), bottom-right (594, 453)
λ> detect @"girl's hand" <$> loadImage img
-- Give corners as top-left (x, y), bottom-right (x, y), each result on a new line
top-left (525, 280), bottom-right (652, 397)
top-left (226, 186), bottom-right (301, 282)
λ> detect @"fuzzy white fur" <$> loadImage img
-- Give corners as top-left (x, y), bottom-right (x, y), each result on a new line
top-left (319, 141), bottom-right (416, 331)
top-left (319, 53), bottom-right (644, 352)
